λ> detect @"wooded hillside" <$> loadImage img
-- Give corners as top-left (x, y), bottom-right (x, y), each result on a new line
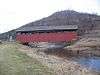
top-left (0, 10), bottom-right (100, 40)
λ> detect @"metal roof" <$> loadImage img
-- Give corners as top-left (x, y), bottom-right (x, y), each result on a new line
top-left (16, 25), bottom-right (78, 32)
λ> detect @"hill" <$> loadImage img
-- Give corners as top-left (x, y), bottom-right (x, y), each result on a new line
top-left (0, 30), bottom-right (16, 41)
top-left (0, 10), bottom-right (100, 40)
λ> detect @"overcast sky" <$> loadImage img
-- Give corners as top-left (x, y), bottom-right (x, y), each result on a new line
top-left (0, 0), bottom-right (100, 33)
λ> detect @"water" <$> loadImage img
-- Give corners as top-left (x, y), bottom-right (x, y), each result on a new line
top-left (74, 57), bottom-right (100, 71)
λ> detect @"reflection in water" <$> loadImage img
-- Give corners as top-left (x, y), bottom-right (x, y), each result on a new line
top-left (74, 57), bottom-right (100, 71)
top-left (44, 49), bottom-right (100, 72)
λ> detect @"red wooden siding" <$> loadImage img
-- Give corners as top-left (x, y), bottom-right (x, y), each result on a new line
top-left (16, 32), bottom-right (77, 43)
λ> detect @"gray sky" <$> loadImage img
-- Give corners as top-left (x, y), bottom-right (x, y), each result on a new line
top-left (0, 0), bottom-right (100, 33)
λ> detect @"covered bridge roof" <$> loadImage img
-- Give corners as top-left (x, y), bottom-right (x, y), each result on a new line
top-left (16, 25), bottom-right (78, 32)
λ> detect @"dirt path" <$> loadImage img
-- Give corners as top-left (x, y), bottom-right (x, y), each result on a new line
top-left (18, 45), bottom-right (99, 75)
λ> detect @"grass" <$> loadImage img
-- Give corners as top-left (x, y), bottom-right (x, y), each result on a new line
top-left (0, 42), bottom-right (54, 75)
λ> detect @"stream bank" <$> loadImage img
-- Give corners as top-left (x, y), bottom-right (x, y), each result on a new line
top-left (18, 44), bottom-right (100, 75)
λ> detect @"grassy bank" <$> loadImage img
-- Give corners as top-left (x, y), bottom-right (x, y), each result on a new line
top-left (0, 42), bottom-right (54, 75)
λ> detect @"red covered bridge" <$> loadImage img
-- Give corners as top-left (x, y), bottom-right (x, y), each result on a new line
top-left (16, 25), bottom-right (78, 44)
